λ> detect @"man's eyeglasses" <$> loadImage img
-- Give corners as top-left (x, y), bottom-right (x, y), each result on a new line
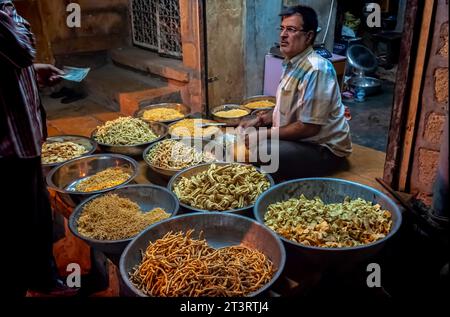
top-left (277, 26), bottom-right (307, 35)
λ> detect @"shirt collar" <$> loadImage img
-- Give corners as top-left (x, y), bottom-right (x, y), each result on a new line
top-left (282, 46), bottom-right (314, 68)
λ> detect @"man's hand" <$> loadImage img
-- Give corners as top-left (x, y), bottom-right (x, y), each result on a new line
top-left (34, 63), bottom-right (64, 87)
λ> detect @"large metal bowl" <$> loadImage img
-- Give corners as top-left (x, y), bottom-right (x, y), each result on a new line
top-left (119, 212), bottom-right (286, 297)
top-left (167, 162), bottom-right (274, 216)
top-left (46, 154), bottom-right (139, 208)
top-left (68, 184), bottom-right (180, 256)
top-left (242, 95), bottom-right (276, 111)
top-left (348, 75), bottom-right (382, 96)
top-left (91, 121), bottom-right (168, 157)
top-left (211, 104), bottom-right (251, 126)
top-left (143, 138), bottom-right (222, 178)
top-left (254, 178), bottom-right (402, 275)
top-left (135, 102), bottom-right (191, 124)
top-left (41, 135), bottom-right (97, 177)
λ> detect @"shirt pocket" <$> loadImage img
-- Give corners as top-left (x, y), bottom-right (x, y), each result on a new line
top-left (279, 78), bottom-right (297, 116)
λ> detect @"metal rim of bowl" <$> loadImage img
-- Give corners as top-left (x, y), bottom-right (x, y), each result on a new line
top-left (41, 134), bottom-right (98, 168)
top-left (142, 138), bottom-right (221, 175)
top-left (241, 95), bottom-right (276, 111)
top-left (253, 177), bottom-right (403, 252)
top-left (91, 121), bottom-right (168, 148)
top-left (167, 119), bottom-right (221, 139)
top-left (134, 103), bottom-right (191, 124)
top-left (46, 153), bottom-right (140, 195)
top-left (68, 184), bottom-right (180, 245)
top-left (167, 162), bottom-right (275, 213)
top-left (119, 211), bottom-right (287, 297)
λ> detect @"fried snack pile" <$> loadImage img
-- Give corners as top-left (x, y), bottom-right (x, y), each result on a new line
top-left (129, 230), bottom-right (276, 297)
top-left (77, 194), bottom-right (170, 240)
top-left (75, 167), bottom-right (131, 192)
top-left (42, 141), bottom-right (88, 164)
top-left (142, 108), bottom-right (184, 122)
top-left (146, 139), bottom-right (216, 170)
top-left (264, 195), bottom-right (392, 248)
top-left (173, 163), bottom-right (270, 211)
top-left (169, 119), bottom-right (220, 138)
top-left (94, 117), bottom-right (158, 145)
top-left (214, 109), bottom-right (249, 118)
top-left (244, 100), bottom-right (275, 109)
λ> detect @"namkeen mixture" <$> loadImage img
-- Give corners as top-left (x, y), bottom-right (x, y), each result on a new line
top-left (74, 167), bottom-right (131, 192)
top-left (244, 100), bottom-right (275, 109)
top-left (94, 117), bottom-right (158, 145)
top-left (146, 139), bottom-right (216, 170)
top-left (169, 119), bottom-right (220, 138)
top-left (129, 230), bottom-right (276, 297)
top-left (77, 194), bottom-right (170, 240)
top-left (142, 108), bottom-right (184, 122)
top-left (173, 163), bottom-right (270, 211)
top-left (264, 195), bottom-right (392, 248)
top-left (41, 141), bottom-right (88, 164)
top-left (214, 108), bottom-right (249, 118)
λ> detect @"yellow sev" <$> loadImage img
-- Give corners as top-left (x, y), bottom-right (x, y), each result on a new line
top-left (75, 167), bottom-right (131, 192)
top-left (214, 109), bottom-right (249, 118)
top-left (142, 108), bottom-right (184, 122)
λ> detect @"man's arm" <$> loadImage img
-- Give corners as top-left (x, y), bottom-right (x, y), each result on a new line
top-left (273, 121), bottom-right (321, 140)
top-left (0, 2), bottom-right (36, 68)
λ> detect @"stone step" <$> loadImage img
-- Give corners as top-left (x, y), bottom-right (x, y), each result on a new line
top-left (84, 63), bottom-right (169, 111)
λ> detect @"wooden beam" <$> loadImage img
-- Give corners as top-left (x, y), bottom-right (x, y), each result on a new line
top-left (383, 0), bottom-right (419, 187)
top-left (397, 0), bottom-right (435, 191)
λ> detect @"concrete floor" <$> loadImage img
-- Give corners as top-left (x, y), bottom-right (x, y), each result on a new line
top-left (345, 80), bottom-right (395, 152)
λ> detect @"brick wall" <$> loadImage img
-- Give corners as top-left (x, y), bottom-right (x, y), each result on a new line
top-left (409, 0), bottom-right (448, 204)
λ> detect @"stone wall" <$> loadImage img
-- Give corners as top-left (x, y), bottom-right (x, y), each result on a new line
top-left (38, 0), bottom-right (130, 55)
top-left (409, 0), bottom-right (448, 204)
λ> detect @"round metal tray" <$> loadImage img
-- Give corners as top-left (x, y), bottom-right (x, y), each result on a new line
top-left (135, 102), bottom-right (191, 124)
top-left (91, 121), bottom-right (168, 157)
top-left (69, 184), bottom-right (180, 255)
top-left (41, 135), bottom-right (97, 177)
top-left (46, 153), bottom-right (139, 208)
top-left (167, 162), bottom-right (274, 216)
top-left (241, 95), bottom-right (276, 111)
top-left (254, 178), bottom-right (402, 273)
top-left (143, 138), bottom-right (221, 178)
top-left (119, 212), bottom-right (286, 297)
top-left (211, 104), bottom-right (251, 126)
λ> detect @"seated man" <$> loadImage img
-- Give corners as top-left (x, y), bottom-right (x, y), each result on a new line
top-left (240, 5), bottom-right (352, 181)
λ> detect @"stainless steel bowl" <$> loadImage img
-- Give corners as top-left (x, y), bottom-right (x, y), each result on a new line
top-left (254, 178), bottom-right (402, 275)
top-left (167, 162), bottom-right (274, 216)
top-left (143, 138), bottom-right (221, 178)
top-left (46, 154), bottom-right (139, 208)
top-left (211, 104), bottom-right (251, 126)
top-left (68, 184), bottom-right (180, 255)
top-left (242, 95), bottom-right (276, 111)
top-left (348, 76), bottom-right (382, 96)
top-left (41, 135), bottom-right (97, 177)
top-left (119, 212), bottom-right (286, 297)
top-left (91, 121), bottom-right (168, 157)
top-left (135, 102), bottom-right (191, 124)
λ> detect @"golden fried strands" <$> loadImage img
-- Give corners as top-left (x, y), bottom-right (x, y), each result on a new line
top-left (173, 164), bottom-right (270, 211)
top-left (77, 194), bottom-right (170, 240)
top-left (94, 117), bottom-right (158, 145)
top-left (214, 109), bottom-right (249, 118)
top-left (169, 119), bottom-right (220, 138)
top-left (142, 108), bottom-right (184, 122)
top-left (264, 195), bottom-right (393, 248)
top-left (146, 139), bottom-right (215, 170)
top-left (75, 167), bottom-right (131, 192)
top-left (244, 100), bottom-right (275, 109)
top-left (129, 230), bottom-right (275, 297)
top-left (41, 141), bottom-right (87, 164)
